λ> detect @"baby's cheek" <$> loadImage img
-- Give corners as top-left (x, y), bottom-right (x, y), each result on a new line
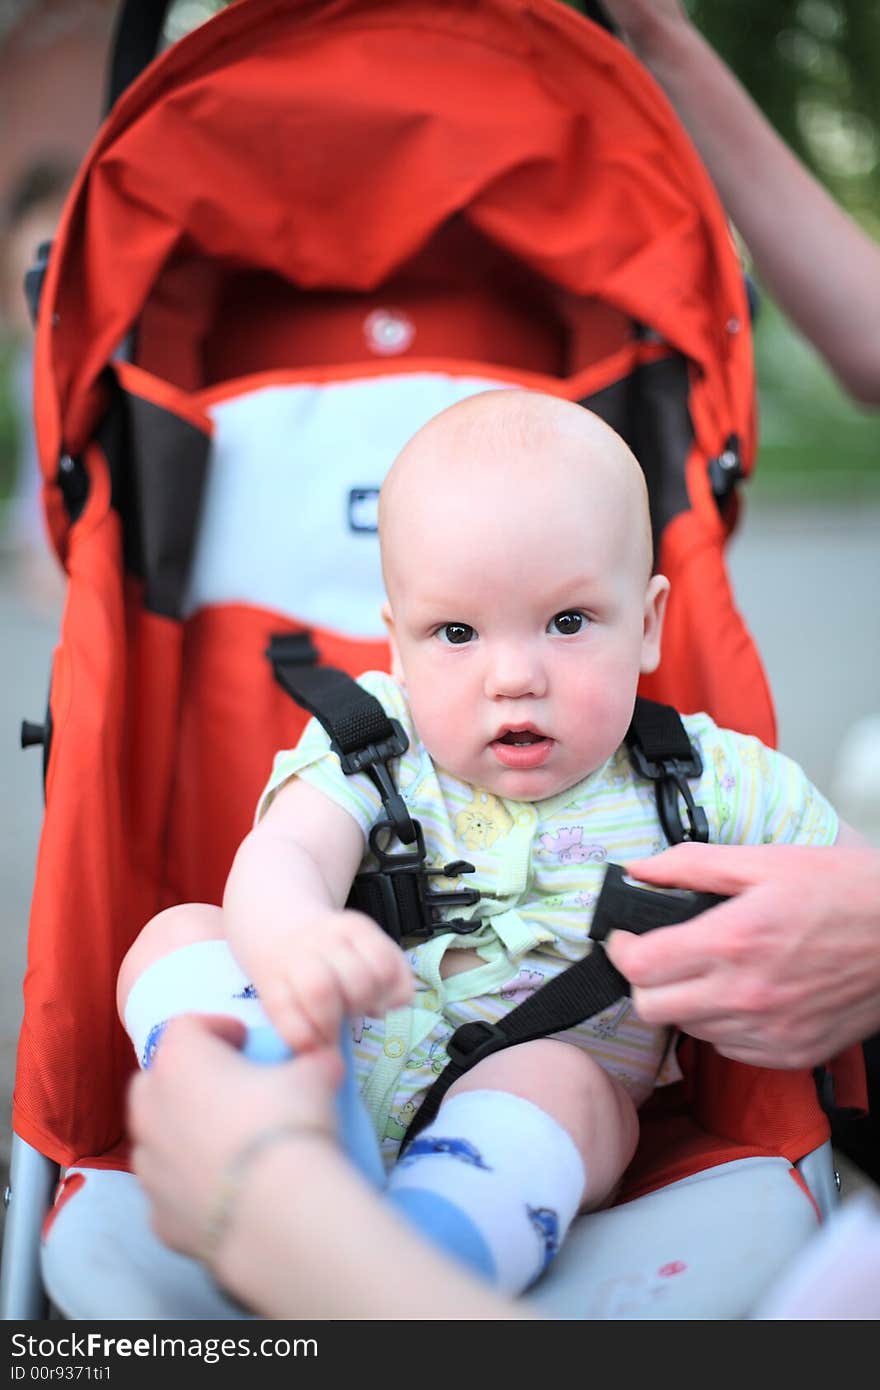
top-left (566, 689), bottom-right (631, 765)
top-left (414, 700), bottom-right (474, 780)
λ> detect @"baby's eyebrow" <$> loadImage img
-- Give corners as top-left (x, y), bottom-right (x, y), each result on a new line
top-left (407, 595), bottom-right (474, 617)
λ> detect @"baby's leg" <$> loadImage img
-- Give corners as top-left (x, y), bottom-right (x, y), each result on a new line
top-left (116, 905), bottom-right (268, 1068)
top-left (386, 1040), bottom-right (638, 1292)
top-left (451, 1040), bottom-right (639, 1214)
top-left (118, 905), bottom-right (386, 1188)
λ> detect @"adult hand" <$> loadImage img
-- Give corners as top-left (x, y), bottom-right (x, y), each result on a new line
top-left (605, 844), bottom-right (880, 1068)
top-left (127, 1014), bottom-right (342, 1257)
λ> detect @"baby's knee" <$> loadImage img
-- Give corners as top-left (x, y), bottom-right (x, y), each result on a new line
top-left (454, 1039), bottom-right (639, 1207)
top-left (116, 903), bottom-right (224, 1021)
top-left (550, 1048), bottom-right (639, 1209)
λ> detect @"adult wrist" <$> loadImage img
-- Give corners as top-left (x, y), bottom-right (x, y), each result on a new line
top-left (200, 1124), bottom-right (332, 1286)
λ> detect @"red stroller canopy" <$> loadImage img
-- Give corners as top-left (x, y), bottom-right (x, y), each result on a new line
top-left (37, 0), bottom-right (754, 506)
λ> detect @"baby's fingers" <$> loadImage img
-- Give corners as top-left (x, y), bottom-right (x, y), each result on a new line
top-left (333, 915), bottom-right (414, 1014)
top-left (261, 959), bottom-right (345, 1054)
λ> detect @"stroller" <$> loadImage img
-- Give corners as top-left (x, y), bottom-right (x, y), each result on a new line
top-left (1, 0), bottom-right (864, 1320)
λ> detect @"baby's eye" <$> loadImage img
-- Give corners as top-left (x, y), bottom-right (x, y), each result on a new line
top-left (548, 611), bottom-right (588, 636)
top-left (436, 623), bottom-right (477, 646)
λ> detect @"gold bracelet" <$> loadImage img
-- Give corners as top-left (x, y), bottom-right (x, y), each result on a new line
top-left (199, 1122), bottom-right (328, 1272)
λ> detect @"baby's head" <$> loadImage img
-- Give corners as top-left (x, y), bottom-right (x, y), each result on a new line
top-left (379, 389), bottom-right (669, 800)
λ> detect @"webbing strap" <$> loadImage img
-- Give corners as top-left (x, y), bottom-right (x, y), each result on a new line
top-left (627, 696), bottom-right (709, 845)
top-left (402, 949), bottom-right (630, 1148)
top-left (267, 636), bottom-right (393, 755)
top-left (627, 698), bottom-right (697, 768)
top-left (267, 637), bottom-right (415, 842)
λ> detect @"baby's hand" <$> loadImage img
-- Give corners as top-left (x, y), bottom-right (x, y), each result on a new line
top-left (256, 910), bottom-right (414, 1054)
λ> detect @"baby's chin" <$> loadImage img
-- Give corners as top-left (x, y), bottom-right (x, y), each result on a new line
top-left (439, 756), bottom-right (600, 804)
top-left (484, 768), bottom-right (593, 803)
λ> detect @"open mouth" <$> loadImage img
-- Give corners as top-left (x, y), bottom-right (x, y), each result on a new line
top-left (491, 727), bottom-right (553, 770)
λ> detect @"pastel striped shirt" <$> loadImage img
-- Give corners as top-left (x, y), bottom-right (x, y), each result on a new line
top-left (257, 671), bottom-right (838, 1162)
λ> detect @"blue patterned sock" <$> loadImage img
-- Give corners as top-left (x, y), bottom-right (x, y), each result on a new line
top-left (385, 1090), bottom-right (585, 1292)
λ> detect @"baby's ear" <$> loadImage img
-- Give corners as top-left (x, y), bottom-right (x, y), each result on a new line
top-left (639, 574), bottom-right (670, 674)
top-left (382, 601), bottom-right (406, 683)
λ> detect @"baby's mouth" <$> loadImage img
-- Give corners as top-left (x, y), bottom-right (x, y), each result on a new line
top-left (490, 727), bottom-right (554, 769)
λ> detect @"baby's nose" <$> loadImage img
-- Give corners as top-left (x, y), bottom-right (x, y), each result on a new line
top-left (483, 644), bottom-right (547, 699)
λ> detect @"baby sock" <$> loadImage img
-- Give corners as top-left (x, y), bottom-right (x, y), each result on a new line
top-left (122, 942), bottom-right (386, 1189)
top-left (123, 939), bottom-right (267, 1069)
top-left (385, 1089), bottom-right (585, 1292)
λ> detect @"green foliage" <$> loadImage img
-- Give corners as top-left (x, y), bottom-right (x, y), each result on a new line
top-left (753, 297), bottom-right (880, 497)
top-left (567, 2), bottom-right (880, 489)
top-left (693, 0), bottom-right (880, 235)
top-left (688, 2), bottom-right (880, 489)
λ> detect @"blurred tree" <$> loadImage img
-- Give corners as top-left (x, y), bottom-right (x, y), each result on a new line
top-left (692, 0), bottom-right (880, 235)
top-left (566, 1), bottom-right (880, 489)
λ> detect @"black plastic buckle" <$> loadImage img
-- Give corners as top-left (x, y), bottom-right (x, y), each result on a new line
top-left (657, 766), bottom-right (709, 844)
top-left (359, 819), bottom-right (482, 942)
top-left (627, 744), bottom-right (709, 845)
top-left (335, 720), bottom-right (414, 844)
top-left (709, 433), bottom-right (742, 511)
top-left (446, 1020), bottom-right (509, 1070)
top-left (589, 863), bottom-right (726, 942)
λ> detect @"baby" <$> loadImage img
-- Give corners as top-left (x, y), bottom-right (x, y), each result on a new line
top-left (119, 389), bottom-right (843, 1295)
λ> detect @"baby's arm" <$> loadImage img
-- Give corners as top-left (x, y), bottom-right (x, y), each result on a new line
top-left (223, 776), bottom-right (413, 1053)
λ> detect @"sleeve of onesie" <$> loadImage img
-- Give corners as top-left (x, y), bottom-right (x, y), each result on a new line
top-left (254, 670), bottom-right (412, 844)
top-left (688, 715), bottom-right (839, 848)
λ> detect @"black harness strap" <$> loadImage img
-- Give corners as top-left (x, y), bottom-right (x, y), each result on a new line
top-left (626, 698), bottom-right (709, 845)
top-left (401, 946), bottom-right (630, 1147)
top-left (267, 635), bottom-right (415, 843)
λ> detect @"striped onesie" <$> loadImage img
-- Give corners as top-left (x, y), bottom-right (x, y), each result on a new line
top-left (258, 670), bottom-right (838, 1166)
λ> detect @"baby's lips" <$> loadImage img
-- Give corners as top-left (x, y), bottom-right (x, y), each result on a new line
top-left (493, 725), bottom-right (549, 746)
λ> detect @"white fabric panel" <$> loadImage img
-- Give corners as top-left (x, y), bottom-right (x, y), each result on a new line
top-left (184, 373), bottom-right (508, 634)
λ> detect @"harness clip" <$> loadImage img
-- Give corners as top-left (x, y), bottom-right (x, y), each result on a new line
top-left (626, 744), bottom-right (709, 844)
top-left (335, 720), bottom-right (415, 843)
top-left (446, 1020), bottom-right (509, 1070)
top-left (351, 820), bottom-right (482, 943)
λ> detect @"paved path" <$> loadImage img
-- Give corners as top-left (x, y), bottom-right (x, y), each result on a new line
top-left (728, 498), bottom-right (880, 813)
top-left (2, 494), bottom-right (879, 1232)
top-left (0, 560), bottom-right (60, 1206)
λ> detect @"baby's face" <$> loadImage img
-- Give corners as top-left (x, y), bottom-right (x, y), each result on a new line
top-left (381, 394), bottom-right (668, 802)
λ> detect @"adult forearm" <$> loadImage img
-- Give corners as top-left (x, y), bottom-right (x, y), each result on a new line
top-left (626, 13), bottom-right (880, 402)
top-left (215, 1135), bottom-right (527, 1320)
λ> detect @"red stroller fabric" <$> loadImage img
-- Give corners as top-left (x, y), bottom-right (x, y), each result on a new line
top-left (17, 0), bottom-right (855, 1190)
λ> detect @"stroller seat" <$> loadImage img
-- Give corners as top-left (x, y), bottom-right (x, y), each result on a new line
top-left (38, 1151), bottom-right (827, 1321)
top-left (1, 0), bottom-right (863, 1321)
